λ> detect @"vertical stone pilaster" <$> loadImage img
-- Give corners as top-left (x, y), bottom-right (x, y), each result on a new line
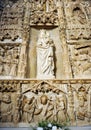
top-left (18, 1), bottom-right (30, 78)
top-left (57, 0), bottom-right (72, 78)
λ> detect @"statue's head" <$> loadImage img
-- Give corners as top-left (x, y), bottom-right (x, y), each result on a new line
top-left (40, 94), bottom-right (48, 105)
top-left (3, 94), bottom-right (11, 103)
top-left (39, 29), bottom-right (46, 38)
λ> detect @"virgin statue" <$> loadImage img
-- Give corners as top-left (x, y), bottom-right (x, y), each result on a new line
top-left (37, 29), bottom-right (55, 79)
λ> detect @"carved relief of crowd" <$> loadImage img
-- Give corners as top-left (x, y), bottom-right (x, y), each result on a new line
top-left (0, 83), bottom-right (90, 125)
top-left (69, 44), bottom-right (91, 78)
top-left (0, 44), bottom-right (20, 77)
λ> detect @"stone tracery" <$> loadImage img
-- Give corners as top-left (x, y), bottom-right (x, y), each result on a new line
top-left (0, 0), bottom-right (91, 127)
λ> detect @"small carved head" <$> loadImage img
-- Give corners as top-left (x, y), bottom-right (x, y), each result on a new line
top-left (2, 93), bottom-right (11, 103)
top-left (39, 29), bottom-right (46, 38)
top-left (40, 94), bottom-right (48, 105)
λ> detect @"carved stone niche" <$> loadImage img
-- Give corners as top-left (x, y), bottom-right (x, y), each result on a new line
top-left (27, 27), bottom-right (64, 79)
top-left (65, 0), bottom-right (91, 42)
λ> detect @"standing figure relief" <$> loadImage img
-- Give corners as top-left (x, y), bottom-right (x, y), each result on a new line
top-left (37, 30), bottom-right (55, 79)
top-left (1, 94), bottom-right (13, 122)
top-left (22, 96), bottom-right (36, 123)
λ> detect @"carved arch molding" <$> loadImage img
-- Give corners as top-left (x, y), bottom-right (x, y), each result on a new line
top-left (0, 0), bottom-right (91, 127)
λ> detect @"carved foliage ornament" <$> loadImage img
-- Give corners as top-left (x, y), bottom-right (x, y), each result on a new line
top-left (0, 1), bottom-right (24, 41)
top-left (29, 0), bottom-right (58, 25)
top-left (0, 81), bottom-right (19, 92)
top-left (22, 81), bottom-right (65, 94)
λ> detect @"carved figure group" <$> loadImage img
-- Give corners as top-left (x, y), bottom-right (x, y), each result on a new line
top-left (22, 94), bottom-right (67, 123)
top-left (0, 45), bottom-right (20, 77)
top-left (69, 45), bottom-right (91, 78)
top-left (0, 83), bottom-right (90, 125)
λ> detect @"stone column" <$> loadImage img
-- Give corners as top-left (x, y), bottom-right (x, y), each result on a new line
top-left (57, 0), bottom-right (72, 78)
top-left (18, 1), bottom-right (30, 78)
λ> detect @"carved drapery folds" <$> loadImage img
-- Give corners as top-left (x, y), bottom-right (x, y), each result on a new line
top-left (0, 0), bottom-right (91, 127)
top-left (0, 80), bottom-right (90, 126)
top-left (37, 30), bottom-right (55, 79)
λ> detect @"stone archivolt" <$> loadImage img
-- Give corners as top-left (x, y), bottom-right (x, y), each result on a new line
top-left (0, 0), bottom-right (91, 127)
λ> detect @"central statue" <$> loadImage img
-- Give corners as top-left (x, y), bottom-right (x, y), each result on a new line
top-left (37, 29), bottom-right (55, 79)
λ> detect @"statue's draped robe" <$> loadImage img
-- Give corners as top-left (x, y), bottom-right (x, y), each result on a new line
top-left (37, 44), bottom-right (54, 79)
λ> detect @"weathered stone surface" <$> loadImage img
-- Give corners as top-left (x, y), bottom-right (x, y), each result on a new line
top-left (0, 0), bottom-right (91, 127)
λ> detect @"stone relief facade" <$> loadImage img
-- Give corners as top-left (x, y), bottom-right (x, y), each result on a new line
top-left (0, 0), bottom-right (91, 127)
